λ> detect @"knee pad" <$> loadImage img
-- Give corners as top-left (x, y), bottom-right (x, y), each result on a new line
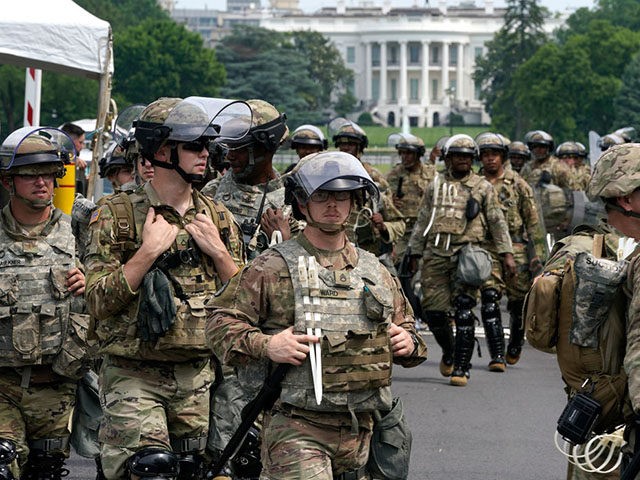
top-left (128, 447), bottom-right (179, 479)
top-left (481, 288), bottom-right (501, 304)
top-left (0, 439), bottom-right (16, 480)
top-left (230, 427), bottom-right (262, 479)
top-left (175, 453), bottom-right (203, 480)
top-left (424, 310), bottom-right (448, 329)
top-left (453, 294), bottom-right (476, 311)
top-left (454, 294), bottom-right (476, 327)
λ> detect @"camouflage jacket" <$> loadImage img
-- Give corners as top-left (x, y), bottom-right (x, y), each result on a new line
top-left (487, 169), bottom-right (546, 261)
top-left (362, 162), bottom-right (389, 192)
top-left (623, 244), bottom-right (640, 414)
top-left (407, 171), bottom-right (513, 258)
top-left (568, 164), bottom-right (591, 191)
top-left (201, 169), bottom-right (301, 258)
top-left (84, 182), bottom-right (244, 361)
top-left (520, 156), bottom-right (572, 189)
top-left (386, 162), bottom-right (436, 227)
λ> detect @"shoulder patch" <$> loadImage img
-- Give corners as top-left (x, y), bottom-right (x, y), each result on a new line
top-left (89, 209), bottom-right (101, 225)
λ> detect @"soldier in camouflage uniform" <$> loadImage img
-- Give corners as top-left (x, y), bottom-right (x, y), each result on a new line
top-left (98, 143), bottom-right (135, 192)
top-left (205, 151), bottom-right (426, 480)
top-left (477, 132), bottom-right (546, 366)
top-left (520, 130), bottom-right (572, 189)
top-left (506, 141), bottom-right (530, 174)
top-left (289, 124), bottom-right (327, 160)
top-left (556, 141), bottom-right (590, 191)
top-left (0, 127), bottom-right (91, 479)
top-left (202, 99), bottom-right (296, 262)
top-left (408, 134), bottom-right (515, 386)
top-left (84, 97), bottom-right (246, 480)
top-left (429, 135), bottom-right (450, 165)
top-left (535, 143), bottom-right (640, 480)
top-left (386, 133), bottom-right (435, 259)
top-left (332, 119), bottom-right (389, 191)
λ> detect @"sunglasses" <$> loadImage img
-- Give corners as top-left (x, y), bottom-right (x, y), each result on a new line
top-left (181, 139), bottom-right (211, 152)
top-left (309, 190), bottom-right (352, 202)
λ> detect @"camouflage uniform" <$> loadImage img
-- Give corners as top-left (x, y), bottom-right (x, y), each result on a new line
top-left (408, 149), bottom-right (513, 385)
top-left (206, 234), bottom-right (426, 480)
top-left (387, 162), bottom-right (436, 259)
top-left (520, 155), bottom-right (573, 189)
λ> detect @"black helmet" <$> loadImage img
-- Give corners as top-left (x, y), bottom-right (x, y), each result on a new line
top-left (99, 143), bottom-right (132, 178)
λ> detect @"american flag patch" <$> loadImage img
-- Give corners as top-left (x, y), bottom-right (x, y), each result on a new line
top-left (89, 209), bottom-right (101, 225)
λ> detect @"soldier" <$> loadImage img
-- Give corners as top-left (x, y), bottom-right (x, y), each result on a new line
top-left (289, 124), bottom-right (327, 160)
top-left (84, 97), bottom-right (245, 480)
top-left (408, 134), bottom-right (515, 386)
top-left (520, 130), bottom-right (572, 189)
top-left (528, 143), bottom-right (640, 480)
top-left (205, 151), bottom-right (426, 479)
top-left (0, 127), bottom-right (91, 479)
top-left (429, 135), bottom-right (450, 165)
top-left (507, 141), bottom-right (531, 174)
top-left (331, 118), bottom-right (389, 191)
top-left (201, 99), bottom-right (296, 261)
top-left (98, 143), bottom-right (135, 192)
top-left (556, 141), bottom-right (590, 191)
top-left (477, 132), bottom-right (546, 366)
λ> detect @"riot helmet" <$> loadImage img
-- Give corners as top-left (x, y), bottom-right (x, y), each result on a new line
top-left (284, 151), bottom-right (378, 231)
top-left (0, 127), bottom-right (73, 208)
top-left (525, 130), bottom-right (554, 161)
top-left (215, 99), bottom-right (288, 181)
top-left (290, 124), bottom-right (327, 150)
top-left (134, 96), bottom-right (251, 184)
top-left (331, 118), bottom-right (369, 156)
top-left (99, 143), bottom-right (133, 182)
top-left (507, 141), bottom-right (531, 173)
top-left (588, 143), bottom-right (640, 200)
top-left (475, 132), bottom-right (507, 155)
top-left (443, 134), bottom-right (478, 159)
top-left (599, 133), bottom-right (625, 152)
top-left (388, 132), bottom-right (426, 157)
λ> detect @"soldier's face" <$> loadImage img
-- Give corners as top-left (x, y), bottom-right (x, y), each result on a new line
top-left (560, 155), bottom-right (579, 168)
top-left (11, 172), bottom-right (55, 206)
top-left (108, 167), bottom-right (135, 189)
top-left (176, 141), bottom-right (209, 177)
top-left (300, 190), bottom-right (352, 226)
top-left (449, 153), bottom-right (473, 175)
top-left (509, 155), bottom-right (526, 172)
top-left (137, 157), bottom-right (154, 181)
top-left (531, 144), bottom-right (549, 160)
top-left (337, 141), bottom-right (361, 158)
top-left (399, 149), bottom-right (419, 170)
top-left (295, 145), bottom-right (322, 160)
top-left (480, 149), bottom-right (503, 174)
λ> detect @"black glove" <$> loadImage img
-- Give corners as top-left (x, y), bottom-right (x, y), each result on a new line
top-left (136, 268), bottom-right (177, 342)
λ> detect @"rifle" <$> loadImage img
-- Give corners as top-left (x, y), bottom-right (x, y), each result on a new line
top-left (205, 363), bottom-right (290, 479)
top-left (396, 176), bottom-right (405, 199)
top-left (396, 250), bottom-right (424, 322)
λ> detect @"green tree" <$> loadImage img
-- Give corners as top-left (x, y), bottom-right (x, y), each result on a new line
top-left (0, 65), bottom-right (26, 137)
top-left (613, 51), bottom-right (640, 136)
top-left (75, 0), bottom-right (168, 32)
top-left (113, 18), bottom-right (225, 105)
top-left (473, 0), bottom-right (549, 138)
top-left (217, 25), bottom-right (350, 127)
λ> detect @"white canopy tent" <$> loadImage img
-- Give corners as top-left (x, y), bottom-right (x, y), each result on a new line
top-left (0, 0), bottom-right (113, 199)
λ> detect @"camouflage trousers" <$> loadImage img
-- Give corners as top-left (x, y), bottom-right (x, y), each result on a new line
top-left (503, 242), bottom-right (532, 302)
top-left (0, 366), bottom-right (76, 477)
top-left (98, 355), bottom-right (213, 479)
top-left (259, 410), bottom-right (372, 480)
top-left (420, 249), bottom-right (505, 312)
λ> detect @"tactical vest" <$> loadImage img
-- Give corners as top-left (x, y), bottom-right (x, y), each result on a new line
top-left (494, 171), bottom-right (525, 239)
top-left (98, 190), bottom-right (234, 359)
top-left (213, 173), bottom-right (288, 257)
top-left (430, 174), bottom-right (485, 243)
top-left (272, 241), bottom-right (394, 414)
top-left (0, 213), bottom-right (74, 368)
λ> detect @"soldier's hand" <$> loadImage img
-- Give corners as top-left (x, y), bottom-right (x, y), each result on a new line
top-left (260, 208), bottom-right (291, 241)
top-left (503, 252), bottom-right (517, 278)
top-left (266, 326), bottom-right (319, 366)
top-left (392, 195), bottom-right (404, 210)
top-left (66, 267), bottom-right (85, 296)
top-left (142, 207), bottom-right (179, 258)
top-left (389, 323), bottom-right (414, 357)
top-left (408, 256), bottom-right (419, 275)
top-left (185, 213), bottom-right (228, 260)
top-left (371, 212), bottom-right (386, 232)
top-left (529, 256), bottom-right (543, 277)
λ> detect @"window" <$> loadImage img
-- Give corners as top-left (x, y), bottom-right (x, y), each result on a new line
top-left (431, 78), bottom-right (438, 101)
top-left (408, 43), bottom-right (420, 64)
top-left (410, 78), bottom-right (419, 100)
top-left (430, 45), bottom-right (440, 65)
top-left (449, 44), bottom-right (458, 66)
top-left (347, 46), bottom-right (356, 64)
top-left (474, 80), bottom-right (481, 100)
top-left (389, 45), bottom-right (398, 65)
top-left (474, 47), bottom-right (483, 59)
top-left (372, 44), bottom-right (380, 67)
top-left (372, 76), bottom-right (380, 100)
top-left (390, 78), bottom-right (397, 101)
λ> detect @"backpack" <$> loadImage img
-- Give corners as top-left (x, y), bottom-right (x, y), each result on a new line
top-left (524, 232), bottom-right (631, 434)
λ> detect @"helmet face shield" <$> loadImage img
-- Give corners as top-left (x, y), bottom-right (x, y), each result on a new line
top-left (1, 127), bottom-right (75, 173)
top-left (114, 104), bottom-right (147, 149)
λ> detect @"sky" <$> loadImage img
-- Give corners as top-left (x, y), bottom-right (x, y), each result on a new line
top-left (175, 0), bottom-right (597, 14)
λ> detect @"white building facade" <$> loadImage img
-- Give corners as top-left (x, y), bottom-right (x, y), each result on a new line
top-left (261, 3), bottom-right (563, 127)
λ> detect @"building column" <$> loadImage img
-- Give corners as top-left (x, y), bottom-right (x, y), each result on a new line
top-left (364, 41), bottom-right (372, 105)
top-left (456, 42), bottom-right (464, 101)
top-left (421, 40), bottom-right (430, 107)
top-left (442, 41), bottom-right (449, 105)
top-left (399, 40), bottom-right (408, 106)
top-left (379, 41), bottom-right (387, 104)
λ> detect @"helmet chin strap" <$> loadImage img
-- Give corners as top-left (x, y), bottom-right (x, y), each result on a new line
top-left (151, 148), bottom-right (204, 184)
top-left (302, 201), bottom-right (352, 235)
top-left (232, 146), bottom-right (265, 181)
top-left (608, 203), bottom-right (640, 219)
top-left (8, 179), bottom-right (52, 210)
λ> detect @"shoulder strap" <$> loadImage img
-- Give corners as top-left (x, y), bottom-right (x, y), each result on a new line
top-left (103, 193), bottom-right (137, 253)
top-left (592, 234), bottom-right (604, 258)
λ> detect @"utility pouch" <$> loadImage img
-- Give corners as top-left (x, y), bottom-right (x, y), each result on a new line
top-left (570, 252), bottom-right (627, 348)
top-left (367, 397), bottom-right (412, 480)
top-left (557, 392), bottom-right (602, 445)
top-left (456, 243), bottom-right (492, 287)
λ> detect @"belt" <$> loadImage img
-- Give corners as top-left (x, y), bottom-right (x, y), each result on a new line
top-left (107, 355), bottom-right (208, 370)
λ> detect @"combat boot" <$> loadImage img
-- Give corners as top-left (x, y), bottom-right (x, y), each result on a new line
top-left (450, 326), bottom-right (475, 387)
top-left (0, 439), bottom-right (16, 480)
top-left (506, 300), bottom-right (525, 365)
top-left (481, 288), bottom-right (506, 372)
top-left (425, 310), bottom-right (454, 376)
top-left (20, 451), bottom-right (69, 480)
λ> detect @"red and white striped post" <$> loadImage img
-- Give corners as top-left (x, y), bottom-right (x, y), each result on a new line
top-left (23, 67), bottom-right (42, 127)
